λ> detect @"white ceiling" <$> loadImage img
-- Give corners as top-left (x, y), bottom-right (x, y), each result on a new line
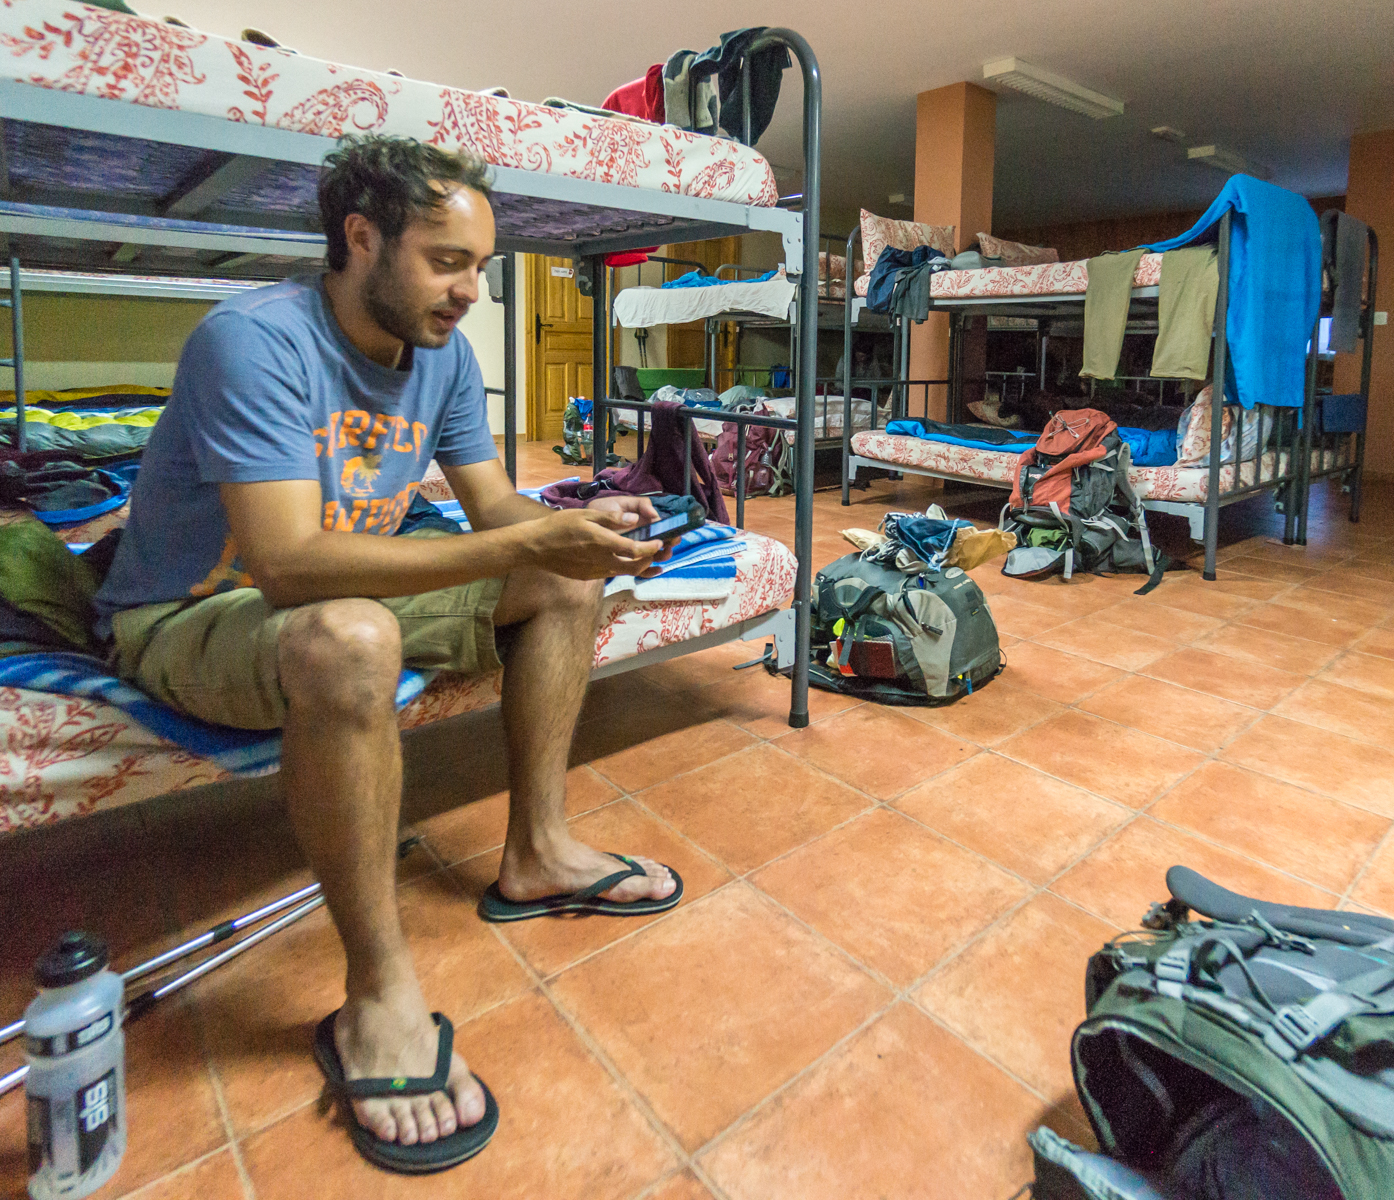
top-left (172, 0), bottom-right (1394, 230)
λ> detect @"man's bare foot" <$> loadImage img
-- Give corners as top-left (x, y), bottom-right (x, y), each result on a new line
top-left (498, 838), bottom-right (676, 906)
top-left (334, 986), bottom-right (486, 1145)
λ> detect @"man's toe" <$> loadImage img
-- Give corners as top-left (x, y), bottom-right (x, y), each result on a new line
top-left (390, 1098), bottom-right (419, 1145)
top-left (359, 1102), bottom-right (397, 1143)
top-left (455, 1074), bottom-right (487, 1126)
top-left (411, 1096), bottom-right (439, 1143)
top-left (429, 1090), bottom-right (457, 1137)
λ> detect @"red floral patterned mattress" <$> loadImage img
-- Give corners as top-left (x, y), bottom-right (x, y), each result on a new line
top-left (0, 509), bottom-right (796, 831)
top-left (0, 1), bottom-right (778, 207)
top-left (850, 254), bottom-right (1163, 300)
top-left (849, 432), bottom-right (1350, 505)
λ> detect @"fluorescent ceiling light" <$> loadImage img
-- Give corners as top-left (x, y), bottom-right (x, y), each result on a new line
top-left (1150, 125), bottom-right (1186, 144)
top-left (1187, 144), bottom-right (1269, 179)
top-left (982, 58), bottom-right (1123, 119)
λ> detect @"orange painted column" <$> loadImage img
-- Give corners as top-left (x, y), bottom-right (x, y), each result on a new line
top-left (1334, 129), bottom-right (1394, 478)
top-left (909, 82), bottom-right (997, 420)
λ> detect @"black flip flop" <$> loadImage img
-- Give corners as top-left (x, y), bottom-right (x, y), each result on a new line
top-left (479, 852), bottom-right (684, 923)
top-left (312, 1010), bottom-right (498, 1174)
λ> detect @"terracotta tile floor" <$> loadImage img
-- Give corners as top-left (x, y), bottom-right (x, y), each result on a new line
top-left (4, 438), bottom-right (1394, 1199)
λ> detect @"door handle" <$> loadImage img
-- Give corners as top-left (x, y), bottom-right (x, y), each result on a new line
top-left (535, 314), bottom-right (556, 344)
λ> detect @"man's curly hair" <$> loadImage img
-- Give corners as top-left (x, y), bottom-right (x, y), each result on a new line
top-left (318, 134), bottom-right (492, 271)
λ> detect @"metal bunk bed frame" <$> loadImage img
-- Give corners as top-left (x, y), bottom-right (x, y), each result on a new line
top-left (0, 28), bottom-right (821, 727)
top-left (839, 213), bottom-right (1312, 580)
top-left (593, 28), bottom-right (821, 726)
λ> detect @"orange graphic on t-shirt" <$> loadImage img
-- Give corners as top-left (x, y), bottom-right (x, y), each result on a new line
top-left (340, 452), bottom-right (382, 497)
top-left (189, 535), bottom-right (254, 597)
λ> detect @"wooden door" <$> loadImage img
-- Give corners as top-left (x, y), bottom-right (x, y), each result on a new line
top-left (527, 254), bottom-right (593, 442)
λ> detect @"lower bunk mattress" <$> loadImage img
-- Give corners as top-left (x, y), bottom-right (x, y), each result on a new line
top-left (0, 524), bottom-right (796, 833)
top-left (849, 431), bottom-right (1354, 505)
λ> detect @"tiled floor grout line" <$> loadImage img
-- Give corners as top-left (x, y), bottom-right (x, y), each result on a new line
top-left (1340, 822), bottom-right (1394, 912)
top-left (115, 1144), bottom-right (250, 1200)
top-left (128, 806), bottom-right (260, 1200)
top-left (476, 916), bottom-right (735, 1200)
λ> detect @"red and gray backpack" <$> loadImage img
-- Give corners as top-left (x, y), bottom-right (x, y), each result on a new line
top-left (1001, 408), bottom-right (1166, 590)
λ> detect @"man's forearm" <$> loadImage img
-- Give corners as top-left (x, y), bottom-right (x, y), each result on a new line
top-left (253, 522), bottom-right (536, 608)
top-left (468, 488), bottom-right (552, 531)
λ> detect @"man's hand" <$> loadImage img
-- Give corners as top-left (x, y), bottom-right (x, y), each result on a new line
top-left (584, 493), bottom-right (659, 524)
top-left (522, 508), bottom-right (666, 580)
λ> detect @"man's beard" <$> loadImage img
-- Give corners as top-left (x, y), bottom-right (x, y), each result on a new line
top-left (362, 246), bottom-right (454, 349)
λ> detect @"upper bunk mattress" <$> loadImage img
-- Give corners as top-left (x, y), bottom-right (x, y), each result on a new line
top-left (0, 1), bottom-right (779, 208)
top-left (852, 254), bottom-right (1164, 299)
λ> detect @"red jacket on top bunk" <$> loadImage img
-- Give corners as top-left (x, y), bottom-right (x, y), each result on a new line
top-left (602, 64), bottom-right (664, 122)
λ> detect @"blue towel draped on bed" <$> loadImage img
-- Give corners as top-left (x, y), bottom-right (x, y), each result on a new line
top-left (0, 652), bottom-right (432, 774)
top-left (1144, 176), bottom-right (1320, 410)
top-left (883, 420), bottom-right (1036, 454)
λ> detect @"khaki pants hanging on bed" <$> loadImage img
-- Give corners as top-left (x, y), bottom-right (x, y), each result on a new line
top-left (1151, 246), bottom-right (1219, 380)
top-left (1080, 248), bottom-right (1146, 380)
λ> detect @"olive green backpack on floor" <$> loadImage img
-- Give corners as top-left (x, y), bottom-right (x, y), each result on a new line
top-left (1029, 866), bottom-right (1394, 1200)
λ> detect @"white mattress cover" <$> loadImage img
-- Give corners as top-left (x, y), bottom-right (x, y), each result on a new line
top-left (613, 276), bottom-right (797, 328)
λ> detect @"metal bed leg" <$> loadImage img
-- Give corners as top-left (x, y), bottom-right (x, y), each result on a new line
top-left (502, 253), bottom-right (517, 486)
top-left (1202, 213), bottom-right (1231, 582)
top-left (7, 255), bottom-right (24, 454)
top-left (736, 422), bottom-right (747, 529)
top-left (750, 28), bottom-right (820, 730)
top-left (841, 228), bottom-right (857, 506)
top-left (590, 253), bottom-right (607, 479)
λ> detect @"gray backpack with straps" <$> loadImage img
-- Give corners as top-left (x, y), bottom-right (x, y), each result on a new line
top-left (1029, 866), bottom-right (1394, 1200)
top-left (809, 554), bottom-right (1002, 704)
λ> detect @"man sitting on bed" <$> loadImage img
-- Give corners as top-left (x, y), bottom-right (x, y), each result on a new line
top-left (94, 134), bottom-right (679, 1173)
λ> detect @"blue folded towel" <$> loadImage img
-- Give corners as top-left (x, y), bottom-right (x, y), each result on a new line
top-left (1145, 176), bottom-right (1320, 410)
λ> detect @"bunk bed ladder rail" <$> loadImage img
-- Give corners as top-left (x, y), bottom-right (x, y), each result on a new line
top-left (750, 29), bottom-right (820, 728)
top-left (3, 255), bottom-right (23, 453)
top-left (594, 32), bottom-right (820, 729)
top-left (1201, 212), bottom-right (1232, 581)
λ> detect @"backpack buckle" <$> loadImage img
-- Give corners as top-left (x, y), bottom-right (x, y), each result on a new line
top-left (1265, 993), bottom-right (1359, 1058)
top-left (1155, 943), bottom-right (1192, 984)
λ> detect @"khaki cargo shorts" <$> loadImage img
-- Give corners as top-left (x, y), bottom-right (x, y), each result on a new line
top-left (110, 568), bottom-right (506, 731)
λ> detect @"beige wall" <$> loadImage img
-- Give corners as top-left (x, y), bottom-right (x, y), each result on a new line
top-left (1334, 129), bottom-right (1394, 478)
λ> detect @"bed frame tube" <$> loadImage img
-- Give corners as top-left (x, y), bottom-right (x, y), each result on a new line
top-left (3, 256), bottom-right (22, 452)
top-left (1294, 222), bottom-right (1377, 540)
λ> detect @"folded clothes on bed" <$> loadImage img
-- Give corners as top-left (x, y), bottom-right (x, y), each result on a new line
top-left (883, 419), bottom-right (1036, 453)
top-left (0, 651), bottom-right (432, 774)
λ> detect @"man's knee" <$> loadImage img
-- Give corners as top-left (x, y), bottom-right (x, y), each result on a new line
top-left (279, 599), bottom-right (401, 716)
top-left (497, 569), bottom-right (603, 629)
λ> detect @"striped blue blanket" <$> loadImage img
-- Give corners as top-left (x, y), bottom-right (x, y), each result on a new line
top-left (0, 652), bottom-right (432, 775)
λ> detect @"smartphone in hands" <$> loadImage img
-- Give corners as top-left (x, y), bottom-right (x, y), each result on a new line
top-left (621, 508), bottom-right (705, 542)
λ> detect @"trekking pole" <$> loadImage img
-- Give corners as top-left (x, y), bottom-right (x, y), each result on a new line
top-left (0, 835), bottom-right (422, 1092)
top-left (0, 881), bottom-right (322, 1051)
top-left (0, 894), bottom-right (325, 1099)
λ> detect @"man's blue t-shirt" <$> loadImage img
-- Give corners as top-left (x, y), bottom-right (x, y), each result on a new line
top-left (95, 275), bottom-right (497, 619)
